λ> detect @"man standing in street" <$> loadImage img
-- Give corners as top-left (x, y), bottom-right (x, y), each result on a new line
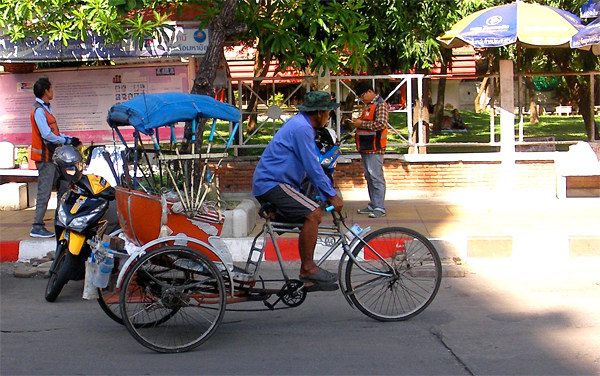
top-left (30, 77), bottom-right (80, 238)
top-left (348, 81), bottom-right (389, 218)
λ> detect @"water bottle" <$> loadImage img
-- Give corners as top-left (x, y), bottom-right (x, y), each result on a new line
top-left (357, 226), bottom-right (371, 238)
top-left (345, 224), bottom-right (362, 241)
top-left (93, 243), bottom-right (114, 288)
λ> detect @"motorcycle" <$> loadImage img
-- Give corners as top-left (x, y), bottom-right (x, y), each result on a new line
top-left (45, 146), bottom-right (118, 302)
top-left (302, 126), bottom-right (353, 200)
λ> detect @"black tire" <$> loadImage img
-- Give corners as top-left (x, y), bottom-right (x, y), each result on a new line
top-left (97, 257), bottom-right (175, 328)
top-left (97, 257), bottom-right (124, 325)
top-left (344, 227), bottom-right (442, 321)
top-left (98, 286), bottom-right (123, 324)
top-left (45, 249), bottom-right (72, 302)
top-left (119, 245), bottom-right (226, 353)
top-left (96, 228), bottom-right (125, 324)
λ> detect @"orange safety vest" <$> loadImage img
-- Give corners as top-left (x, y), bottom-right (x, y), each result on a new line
top-left (30, 102), bottom-right (60, 162)
top-left (356, 100), bottom-right (388, 153)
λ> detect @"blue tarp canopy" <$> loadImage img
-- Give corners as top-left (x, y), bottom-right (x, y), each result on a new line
top-left (107, 92), bottom-right (241, 135)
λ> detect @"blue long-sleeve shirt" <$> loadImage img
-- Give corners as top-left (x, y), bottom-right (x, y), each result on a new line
top-left (252, 112), bottom-right (337, 199)
top-left (33, 98), bottom-right (66, 145)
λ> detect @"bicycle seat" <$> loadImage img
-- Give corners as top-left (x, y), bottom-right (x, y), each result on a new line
top-left (258, 202), bottom-right (278, 220)
top-left (258, 202), bottom-right (304, 235)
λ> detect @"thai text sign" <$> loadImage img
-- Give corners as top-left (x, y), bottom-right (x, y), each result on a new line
top-left (0, 25), bottom-right (209, 61)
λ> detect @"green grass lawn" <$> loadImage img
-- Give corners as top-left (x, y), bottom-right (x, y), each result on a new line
top-left (214, 111), bottom-right (591, 154)
top-left (17, 111), bottom-right (588, 159)
top-left (387, 111), bottom-right (590, 153)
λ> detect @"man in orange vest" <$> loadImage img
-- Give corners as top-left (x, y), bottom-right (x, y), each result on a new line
top-left (30, 77), bottom-right (80, 238)
top-left (348, 82), bottom-right (389, 218)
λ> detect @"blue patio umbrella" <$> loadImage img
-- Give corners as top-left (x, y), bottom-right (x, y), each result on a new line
top-left (438, 1), bottom-right (583, 49)
top-left (438, 1), bottom-right (584, 142)
top-left (571, 16), bottom-right (600, 54)
top-left (581, 0), bottom-right (600, 19)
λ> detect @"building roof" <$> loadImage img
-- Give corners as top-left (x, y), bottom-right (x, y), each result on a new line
top-left (224, 46), bottom-right (305, 85)
top-left (225, 45), bottom-right (478, 83)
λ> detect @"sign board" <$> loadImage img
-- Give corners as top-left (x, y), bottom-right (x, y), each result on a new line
top-left (0, 65), bottom-right (189, 146)
top-left (0, 25), bottom-right (210, 61)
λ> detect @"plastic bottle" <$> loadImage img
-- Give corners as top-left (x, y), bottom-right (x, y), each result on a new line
top-left (345, 224), bottom-right (372, 241)
top-left (93, 243), bottom-right (114, 288)
top-left (83, 253), bottom-right (99, 300)
top-left (357, 226), bottom-right (371, 238)
top-left (345, 224), bottom-right (362, 240)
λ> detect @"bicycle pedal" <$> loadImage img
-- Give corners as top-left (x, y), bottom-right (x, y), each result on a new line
top-left (304, 283), bottom-right (339, 292)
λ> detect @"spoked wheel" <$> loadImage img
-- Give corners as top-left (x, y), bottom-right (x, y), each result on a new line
top-left (119, 245), bottom-right (226, 353)
top-left (97, 229), bottom-right (126, 324)
top-left (97, 257), bottom-right (125, 325)
top-left (344, 227), bottom-right (442, 321)
top-left (98, 284), bottom-right (122, 324)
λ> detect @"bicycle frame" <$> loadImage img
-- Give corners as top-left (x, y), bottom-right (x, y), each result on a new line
top-left (246, 211), bottom-right (398, 307)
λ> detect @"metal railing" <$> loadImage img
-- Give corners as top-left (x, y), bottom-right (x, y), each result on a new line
top-left (225, 74), bottom-right (426, 156)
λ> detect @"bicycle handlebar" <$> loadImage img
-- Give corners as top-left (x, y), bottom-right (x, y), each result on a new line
top-left (316, 196), bottom-right (335, 212)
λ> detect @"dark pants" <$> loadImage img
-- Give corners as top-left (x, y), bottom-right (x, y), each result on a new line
top-left (33, 161), bottom-right (68, 228)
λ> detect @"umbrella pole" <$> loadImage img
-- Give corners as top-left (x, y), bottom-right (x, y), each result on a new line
top-left (517, 43), bottom-right (524, 143)
top-left (591, 73), bottom-right (597, 140)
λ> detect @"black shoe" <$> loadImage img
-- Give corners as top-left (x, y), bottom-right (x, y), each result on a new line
top-left (30, 227), bottom-right (54, 238)
top-left (368, 209), bottom-right (386, 218)
top-left (357, 207), bottom-right (373, 215)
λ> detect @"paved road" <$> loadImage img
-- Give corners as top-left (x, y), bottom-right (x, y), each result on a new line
top-left (1, 259), bottom-right (599, 375)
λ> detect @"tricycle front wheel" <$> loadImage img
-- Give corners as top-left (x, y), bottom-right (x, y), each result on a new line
top-left (344, 227), bottom-right (442, 321)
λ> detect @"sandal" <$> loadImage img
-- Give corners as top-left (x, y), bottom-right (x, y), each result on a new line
top-left (299, 268), bottom-right (337, 284)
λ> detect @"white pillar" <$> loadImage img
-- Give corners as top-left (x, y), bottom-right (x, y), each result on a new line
top-left (499, 60), bottom-right (516, 193)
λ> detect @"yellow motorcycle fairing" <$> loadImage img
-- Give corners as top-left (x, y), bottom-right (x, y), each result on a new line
top-left (60, 230), bottom-right (87, 255)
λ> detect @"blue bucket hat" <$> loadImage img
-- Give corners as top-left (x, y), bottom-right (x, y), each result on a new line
top-left (296, 91), bottom-right (341, 112)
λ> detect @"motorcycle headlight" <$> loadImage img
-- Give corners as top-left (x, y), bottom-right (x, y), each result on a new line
top-left (57, 205), bottom-right (68, 227)
top-left (67, 202), bottom-right (108, 231)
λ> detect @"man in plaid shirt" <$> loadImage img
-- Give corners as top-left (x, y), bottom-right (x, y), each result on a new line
top-left (348, 82), bottom-right (389, 218)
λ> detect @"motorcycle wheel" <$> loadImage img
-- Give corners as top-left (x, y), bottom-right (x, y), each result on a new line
top-left (45, 249), bottom-right (72, 302)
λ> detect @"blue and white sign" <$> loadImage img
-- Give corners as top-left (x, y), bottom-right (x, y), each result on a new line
top-left (0, 24), bottom-right (210, 62)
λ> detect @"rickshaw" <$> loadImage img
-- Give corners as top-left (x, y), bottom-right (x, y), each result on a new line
top-left (96, 92), bottom-right (442, 354)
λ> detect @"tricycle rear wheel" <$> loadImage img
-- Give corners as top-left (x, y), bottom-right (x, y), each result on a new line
top-left (119, 245), bottom-right (226, 353)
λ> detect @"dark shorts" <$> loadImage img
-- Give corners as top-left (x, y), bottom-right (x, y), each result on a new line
top-left (255, 184), bottom-right (319, 223)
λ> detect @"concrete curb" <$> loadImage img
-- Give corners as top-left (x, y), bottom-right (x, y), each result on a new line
top-left (3, 234), bottom-right (599, 263)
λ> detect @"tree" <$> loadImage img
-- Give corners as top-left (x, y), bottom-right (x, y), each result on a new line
top-left (232, 0), bottom-right (370, 135)
top-left (357, 0), bottom-right (499, 136)
top-left (546, 0), bottom-right (600, 140)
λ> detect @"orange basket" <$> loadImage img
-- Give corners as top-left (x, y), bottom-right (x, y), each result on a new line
top-left (115, 186), bottom-right (223, 247)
